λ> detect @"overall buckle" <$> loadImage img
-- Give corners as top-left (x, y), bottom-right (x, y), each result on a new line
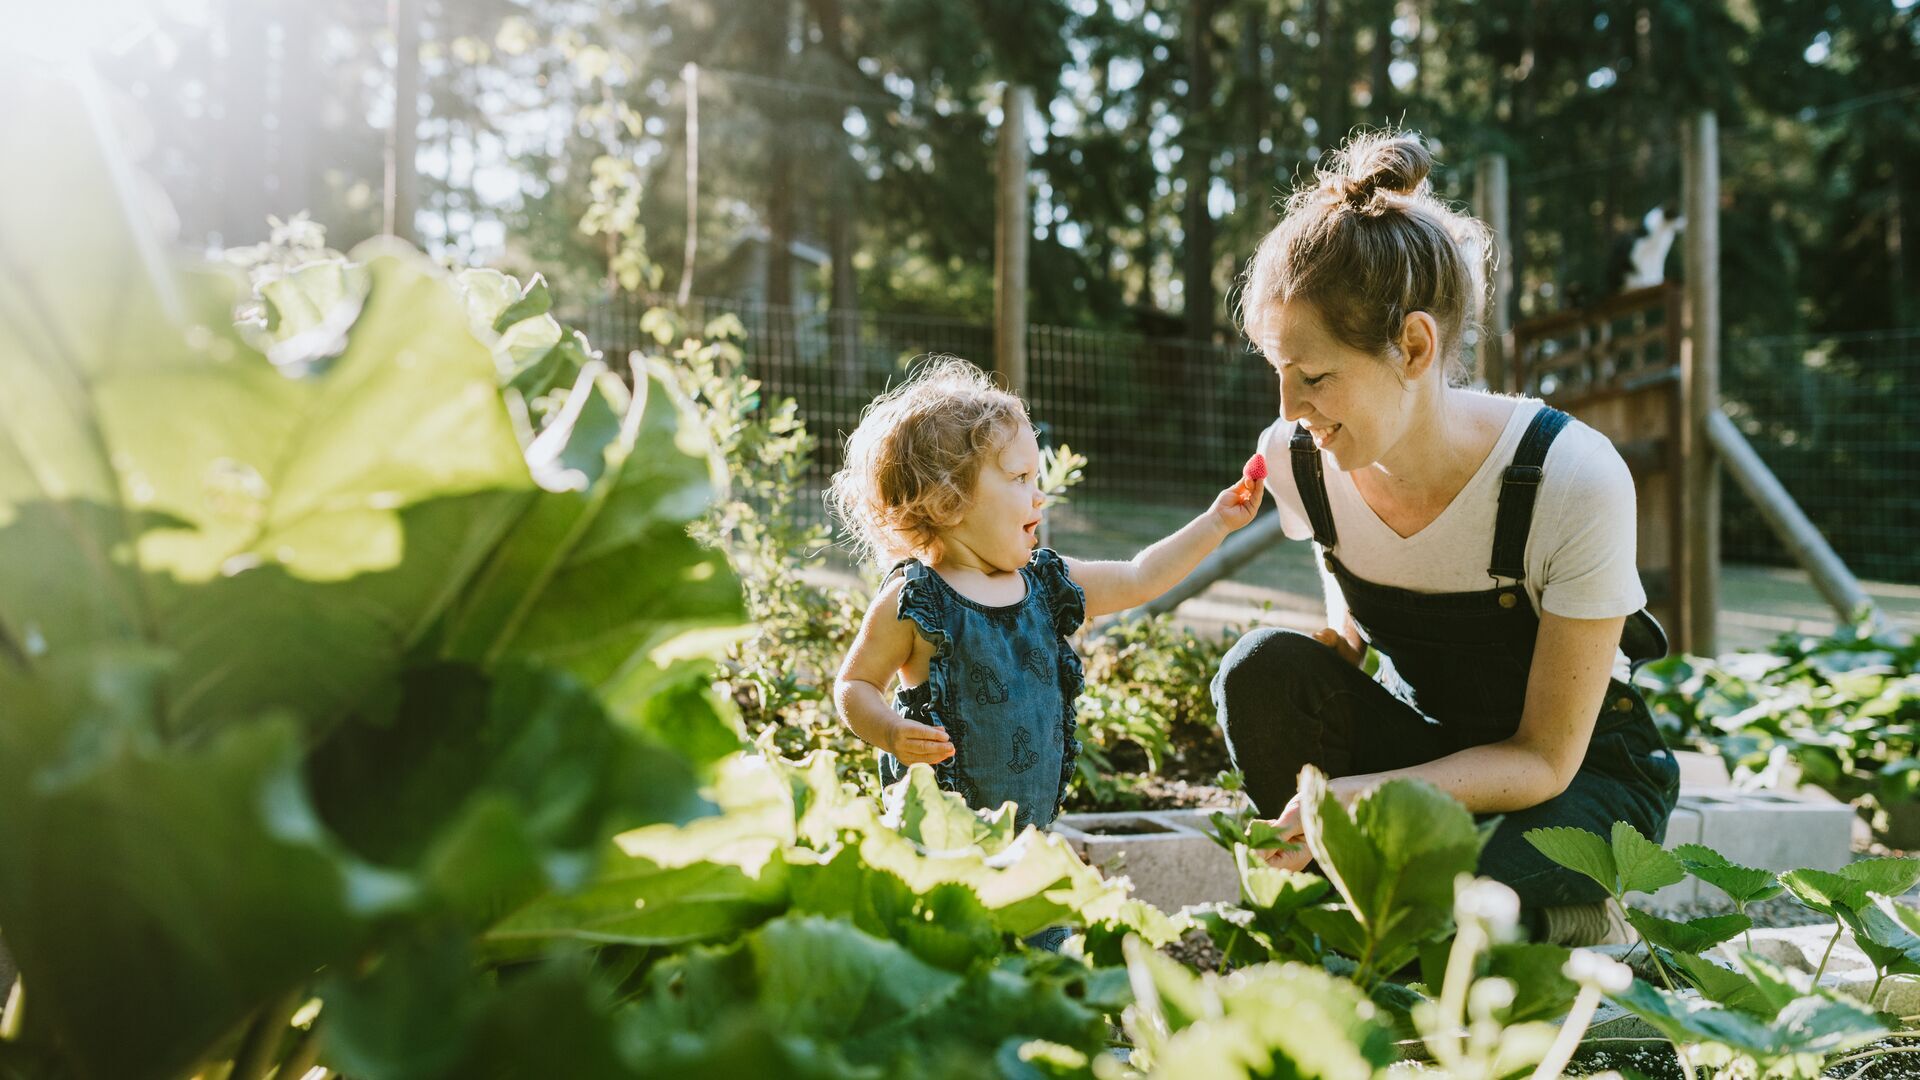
top-left (1503, 465), bottom-right (1544, 486)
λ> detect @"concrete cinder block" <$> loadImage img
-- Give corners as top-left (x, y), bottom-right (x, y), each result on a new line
top-left (1054, 809), bottom-right (1241, 913)
top-left (1686, 789), bottom-right (1854, 878)
top-left (1673, 749), bottom-right (1732, 790)
top-left (1629, 789), bottom-right (1855, 912)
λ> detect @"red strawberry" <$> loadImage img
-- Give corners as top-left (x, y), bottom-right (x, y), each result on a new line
top-left (1242, 452), bottom-right (1268, 483)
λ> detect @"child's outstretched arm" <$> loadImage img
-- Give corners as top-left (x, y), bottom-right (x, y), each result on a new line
top-left (1064, 455), bottom-right (1267, 619)
top-left (834, 575), bottom-right (955, 765)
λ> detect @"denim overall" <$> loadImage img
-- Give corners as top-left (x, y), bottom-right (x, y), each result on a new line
top-left (878, 548), bottom-right (1085, 833)
top-left (1212, 407), bottom-right (1680, 910)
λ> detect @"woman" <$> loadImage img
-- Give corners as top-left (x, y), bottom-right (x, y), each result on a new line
top-left (1213, 130), bottom-right (1679, 946)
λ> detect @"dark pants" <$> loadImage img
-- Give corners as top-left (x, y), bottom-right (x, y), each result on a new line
top-left (1211, 628), bottom-right (1680, 909)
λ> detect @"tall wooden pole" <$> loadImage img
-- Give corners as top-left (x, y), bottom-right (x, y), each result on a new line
top-left (1682, 111), bottom-right (1721, 654)
top-left (383, 0), bottom-right (418, 243)
top-left (1474, 153), bottom-right (1512, 391)
top-left (995, 83), bottom-right (1032, 395)
top-left (678, 62), bottom-right (699, 306)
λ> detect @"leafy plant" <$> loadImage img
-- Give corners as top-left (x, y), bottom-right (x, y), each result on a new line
top-left (1529, 823), bottom-right (1915, 1077)
top-left (1641, 621), bottom-right (1920, 831)
top-left (0, 77), bottom-right (741, 1078)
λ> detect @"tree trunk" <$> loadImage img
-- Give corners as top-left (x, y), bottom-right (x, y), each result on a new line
top-left (764, 1), bottom-right (797, 307)
top-left (1183, 0), bottom-right (1216, 342)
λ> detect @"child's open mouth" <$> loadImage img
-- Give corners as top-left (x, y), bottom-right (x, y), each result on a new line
top-left (1022, 520), bottom-right (1040, 542)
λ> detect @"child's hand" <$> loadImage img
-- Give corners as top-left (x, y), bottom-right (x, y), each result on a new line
top-left (1311, 625), bottom-right (1365, 667)
top-left (887, 716), bottom-right (955, 765)
top-left (1209, 478), bottom-right (1264, 532)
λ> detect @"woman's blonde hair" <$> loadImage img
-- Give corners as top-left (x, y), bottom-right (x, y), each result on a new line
top-left (1238, 129), bottom-right (1491, 384)
top-left (828, 356), bottom-right (1030, 566)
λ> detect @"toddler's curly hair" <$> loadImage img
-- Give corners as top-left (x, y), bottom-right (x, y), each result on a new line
top-left (828, 356), bottom-right (1030, 567)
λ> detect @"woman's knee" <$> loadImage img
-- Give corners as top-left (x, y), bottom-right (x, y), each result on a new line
top-left (1212, 628), bottom-right (1347, 730)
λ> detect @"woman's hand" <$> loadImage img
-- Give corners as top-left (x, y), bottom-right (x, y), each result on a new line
top-left (1256, 775), bottom-right (1371, 870)
top-left (886, 715), bottom-right (954, 765)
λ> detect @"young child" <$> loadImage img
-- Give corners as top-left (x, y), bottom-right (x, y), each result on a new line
top-left (829, 357), bottom-right (1265, 833)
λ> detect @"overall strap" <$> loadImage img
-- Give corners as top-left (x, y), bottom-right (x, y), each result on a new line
top-left (1488, 406), bottom-right (1573, 582)
top-left (1289, 424), bottom-right (1338, 549)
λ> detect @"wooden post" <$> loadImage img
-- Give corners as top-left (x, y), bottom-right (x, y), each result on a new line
top-left (1682, 111), bottom-right (1720, 654)
top-left (995, 83), bottom-right (1032, 396)
top-left (383, 0), bottom-right (419, 243)
top-left (677, 62), bottom-right (699, 306)
top-left (1474, 153), bottom-right (1512, 391)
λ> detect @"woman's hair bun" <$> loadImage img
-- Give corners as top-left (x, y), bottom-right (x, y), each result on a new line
top-left (1324, 132), bottom-right (1432, 212)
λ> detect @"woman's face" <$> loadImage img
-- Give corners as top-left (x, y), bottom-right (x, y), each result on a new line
top-left (1254, 300), bottom-right (1419, 472)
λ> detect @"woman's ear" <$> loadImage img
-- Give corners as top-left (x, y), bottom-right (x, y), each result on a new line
top-left (1399, 311), bottom-right (1440, 381)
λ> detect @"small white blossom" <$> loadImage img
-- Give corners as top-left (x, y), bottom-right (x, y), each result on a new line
top-left (1454, 878), bottom-right (1521, 937)
top-left (1468, 977), bottom-right (1516, 1019)
top-left (1564, 949), bottom-right (1633, 994)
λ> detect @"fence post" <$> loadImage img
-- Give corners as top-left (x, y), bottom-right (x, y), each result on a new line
top-left (1474, 153), bottom-right (1512, 392)
top-left (1682, 110), bottom-right (1721, 655)
top-left (995, 83), bottom-right (1032, 396)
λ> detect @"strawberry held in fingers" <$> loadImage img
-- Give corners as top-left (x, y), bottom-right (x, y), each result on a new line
top-left (1235, 452), bottom-right (1268, 504)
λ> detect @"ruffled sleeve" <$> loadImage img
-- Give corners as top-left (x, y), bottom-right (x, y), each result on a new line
top-left (888, 558), bottom-right (949, 649)
top-left (1026, 548), bottom-right (1086, 637)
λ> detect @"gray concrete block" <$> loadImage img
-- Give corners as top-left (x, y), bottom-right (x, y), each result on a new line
top-left (1054, 809), bottom-right (1241, 913)
top-left (1685, 789), bottom-right (1854, 879)
top-left (1674, 750), bottom-right (1732, 790)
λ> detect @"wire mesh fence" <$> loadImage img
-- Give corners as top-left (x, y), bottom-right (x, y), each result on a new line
top-left (1721, 328), bottom-right (1920, 584)
top-left (588, 293), bottom-right (1920, 586)
top-left (585, 294), bottom-right (1276, 533)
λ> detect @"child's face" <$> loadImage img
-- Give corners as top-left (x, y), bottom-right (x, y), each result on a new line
top-left (1256, 300), bottom-right (1419, 472)
top-left (941, 424), bottom-right (1045, 573)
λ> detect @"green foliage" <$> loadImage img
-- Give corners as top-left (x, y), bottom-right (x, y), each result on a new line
top-left (0, 81), bottom-right (741, 1078)
top-left (1073, 614), bottom-right (1242, 809)
top-left (1298, 767), bottom-right (1489, 986)
top-left (1641, 621), bottom-right (1920, 828)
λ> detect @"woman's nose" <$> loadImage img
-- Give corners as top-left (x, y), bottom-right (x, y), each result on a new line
top-left (1279, 378), bottom-right (1310, 423)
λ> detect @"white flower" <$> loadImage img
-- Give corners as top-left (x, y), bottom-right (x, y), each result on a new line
top-left (1454, 877), bottom-right (1521, 937)
top-left (1564, 949), bottom-right (1633, 994)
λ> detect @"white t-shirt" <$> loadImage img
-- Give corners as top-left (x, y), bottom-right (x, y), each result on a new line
top-left (1257, 395), bottom-right (1646, 673)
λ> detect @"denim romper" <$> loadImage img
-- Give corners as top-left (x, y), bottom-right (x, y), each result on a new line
top-left (878, 548), bottom-right (1085, 831)
top-left (1220, 406), bottom-right (1680, 908)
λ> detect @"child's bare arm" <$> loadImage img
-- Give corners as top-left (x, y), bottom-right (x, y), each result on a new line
top-left (1065, 476), bottom-right (1264, 619)
top-left (834, 577), bottom-right (954, 765)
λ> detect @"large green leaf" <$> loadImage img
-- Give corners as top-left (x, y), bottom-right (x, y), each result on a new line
top-left (1624, 908), bottom-right (1753, 953)
top-left (435, 358), bottom-right (744, 716)
top-left (0, 709), bottom-right (391, 1080)
top-left (305, 662), bottom-right (711, 922)
top-left (1299, 768), bottom-right (1482, 971)
top-left (2, 219), bottom-right (535, 739)
top-left (1839, 855), bottom-right (1920, 898)
top-left (1673, 844), bottom-right (1783, 905)
top-left (1524, 826), bottom-right (1620, 895)
top-left (322, 943), bottom-right (643, 1080)
top-left (1780, 868), bottom-right (1870, 918)
top-left (482, 856), bottom-right (790, 962)
top-left (1122, 938), bottom-right (1395, 1079)
top-left (628, 914), bottom-right (1107, 1074)
top-left (1613, 820), bottom-right (1686, 895)
top-left (1668, 951), bottom-right (1776, 1017)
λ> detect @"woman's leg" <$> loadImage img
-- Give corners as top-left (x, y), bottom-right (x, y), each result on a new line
top-left (1211, 628), bottom-right (1456, 817)
top-left (1478, 722), bottom-right (1682, 910)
